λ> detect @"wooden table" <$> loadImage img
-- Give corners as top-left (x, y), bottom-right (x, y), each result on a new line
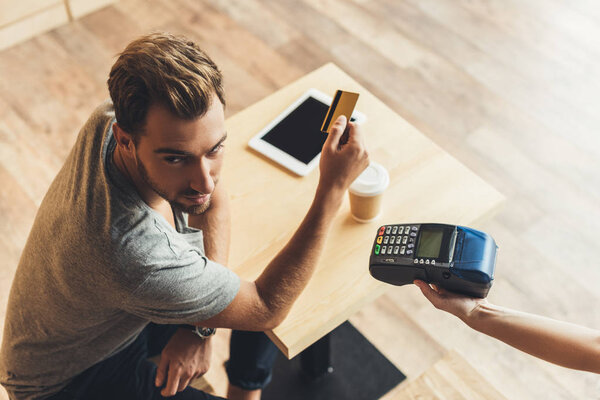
top-left (224, 63), bottom-right (504, 359)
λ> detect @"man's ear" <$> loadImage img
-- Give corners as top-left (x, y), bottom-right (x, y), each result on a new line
top-left (112, 122), bottom-right (136, 156)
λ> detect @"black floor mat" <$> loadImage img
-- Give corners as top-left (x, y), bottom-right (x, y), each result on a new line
top-left (263, 321), bottom-right (406, 400)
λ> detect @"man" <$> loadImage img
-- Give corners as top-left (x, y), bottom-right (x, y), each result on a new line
top-left (0, 32), bottom-right (369, 400)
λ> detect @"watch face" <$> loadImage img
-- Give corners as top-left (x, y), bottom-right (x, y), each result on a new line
top-left (195, 326), bottom-right (216, 338)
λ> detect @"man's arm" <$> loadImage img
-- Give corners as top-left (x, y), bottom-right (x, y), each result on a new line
top-left (155, 184), bottom-right (231, 397)
top-left (200, 116), bottom-right (369, 332)
top-left (414, 280), bottom-right (600, 373)
top-left (188, 183), bottom-right (231, 265)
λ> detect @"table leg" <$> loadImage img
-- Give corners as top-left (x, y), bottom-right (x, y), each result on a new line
top-left (299, 332), bottom-right (334, 379)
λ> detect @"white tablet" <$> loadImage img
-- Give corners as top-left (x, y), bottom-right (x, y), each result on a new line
top-left (248, 88), bottom-right (366, 176)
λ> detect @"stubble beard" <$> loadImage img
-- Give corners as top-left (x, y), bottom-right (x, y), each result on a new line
top-left (136, 157), bottom-right (212, 216)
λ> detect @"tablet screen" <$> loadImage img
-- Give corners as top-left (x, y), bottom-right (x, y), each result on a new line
top-left (260, 96), bottom-right (329, 165)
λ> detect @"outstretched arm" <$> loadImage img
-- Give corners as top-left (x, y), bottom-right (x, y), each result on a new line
top-left (414, 280), bottom-right (600, 373)
top-left (201, 116), bottom-right (370, 332)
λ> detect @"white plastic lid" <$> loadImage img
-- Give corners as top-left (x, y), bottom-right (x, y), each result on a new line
top-left (349, 162), bottom-right (389, 197)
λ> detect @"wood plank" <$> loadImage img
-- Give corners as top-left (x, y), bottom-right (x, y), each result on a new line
top-left (0, 0), bottom-right (62, 27)
top-left (0, 2), bottom-right (68, 51)
top-left (0, 164), bottom-right (38, 345)
top-left (359, 0), bottom-right (600, 203)
top-left (276, 36), bottom-right (332, 73)
top-left (206, 0), bottom-right (301, 49)
top-left (384, 350), bottom-right (507, 400)
top-left (111, 0), bottom-right (178, 27)
top-left (349, 294), bottom-right (446, 379)
top-left (379, 0), bottom-right (600, 159)
top-left (179, 0), bottom-right (305, 92)
top-left (67, 0), bottom-right (115, 19)
top-left (0, 56), bottom-right (103, 173)
top-left (0, 99), bottom-right (63, 204)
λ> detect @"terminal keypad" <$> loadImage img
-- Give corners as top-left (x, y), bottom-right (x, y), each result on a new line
top-left (374, 225), bottom-right (417, 256)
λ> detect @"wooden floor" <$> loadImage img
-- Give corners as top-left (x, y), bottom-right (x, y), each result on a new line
top-left (1, 0), bottom-right (600, 398)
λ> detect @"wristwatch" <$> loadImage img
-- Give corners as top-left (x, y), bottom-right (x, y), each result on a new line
top-left (180, 325), bottom-right (216, 339)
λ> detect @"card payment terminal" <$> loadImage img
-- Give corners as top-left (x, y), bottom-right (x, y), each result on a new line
top-left (369, 224), bottom-right (498, 298)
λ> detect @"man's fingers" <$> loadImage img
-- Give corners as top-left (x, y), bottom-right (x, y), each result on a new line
top-left (155, 356), bottom-right (167, 387)
top-left (161, 365), bottom-right (181, 397)
top-left (324, 115), bottom-right (347, 150)
top-left (192, 368), bottom-right (208, 380)
top-left (343, 122), bottom-right (361, 144)
top-left (177, 376), bottom-right (192, 393)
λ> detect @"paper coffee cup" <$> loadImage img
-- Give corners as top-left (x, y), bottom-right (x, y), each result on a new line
top-left (348, 162), bottom-right (389, 223)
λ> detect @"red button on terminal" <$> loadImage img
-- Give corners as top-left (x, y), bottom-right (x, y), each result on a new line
top-left (378, 226), bottom-right (386, 236)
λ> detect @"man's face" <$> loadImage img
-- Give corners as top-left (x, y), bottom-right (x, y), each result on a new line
top-left (132, 95), bottom-right (226, 215)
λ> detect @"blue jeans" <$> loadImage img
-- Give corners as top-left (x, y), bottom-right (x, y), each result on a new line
top-left (47, 324), bottom-right (278, 399)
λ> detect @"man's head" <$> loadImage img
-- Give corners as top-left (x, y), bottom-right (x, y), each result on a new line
top-left (108, 32), bottom-right (226, 215)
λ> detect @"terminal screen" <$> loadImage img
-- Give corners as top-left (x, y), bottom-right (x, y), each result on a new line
top-left (416, 228), bottom-right (444, 259)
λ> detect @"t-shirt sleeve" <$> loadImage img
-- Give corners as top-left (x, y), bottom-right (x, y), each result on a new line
top-left (118, 223), bottom-right (240, 325)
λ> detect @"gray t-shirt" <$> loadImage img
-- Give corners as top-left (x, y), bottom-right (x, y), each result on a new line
top-left (0, 102), bottom-right (240, 400)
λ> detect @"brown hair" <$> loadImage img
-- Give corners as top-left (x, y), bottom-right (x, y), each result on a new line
top-left (107, 32), bottom-right (225, 135)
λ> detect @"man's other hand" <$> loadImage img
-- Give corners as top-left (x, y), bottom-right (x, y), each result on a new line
top-left (318, 115), bottom-right (369, 194)
top-left (155, 328), bottom-right (212, 396)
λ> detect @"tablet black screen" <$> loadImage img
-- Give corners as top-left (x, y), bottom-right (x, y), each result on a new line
top-left (261, 96), bottom-right (329, 165)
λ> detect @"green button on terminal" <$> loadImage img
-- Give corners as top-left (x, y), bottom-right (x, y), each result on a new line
top-left (375, 244), bottom-right (381, 255)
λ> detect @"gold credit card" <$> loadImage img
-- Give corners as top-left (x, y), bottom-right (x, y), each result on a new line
top-left (321, 90), bottom-right (359, 133)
